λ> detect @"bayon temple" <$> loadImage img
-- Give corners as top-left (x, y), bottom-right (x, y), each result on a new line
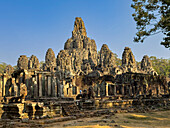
top-left (0, 17), bottom-right (169, 120)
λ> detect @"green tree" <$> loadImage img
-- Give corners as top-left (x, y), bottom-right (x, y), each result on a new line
top-left (150, 56), bottom-right (170, 77)
top-left (13, 65), bottom-right (18, 71)
top-left (0, 62), bottom-right (7, 74)
top-left (131, 0), bottom-right (170, 48)
top-left (40, 61), bottom-right (45, 68)
top-left (114, 54), bottom-right (122, 66)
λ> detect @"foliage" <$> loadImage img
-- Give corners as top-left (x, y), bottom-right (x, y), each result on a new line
top-left (114, 54), bottom-right (122, 66)
top-left (40, 61), bottom-right (45, 68)
top-left (0, 62), bottom-right (7, 74)
top-left (13, 65), bottom-right (18, 71)
top-left (131, 0), bottom-right (170, 48)
top-left (150, 56), bottom-right (170, 77)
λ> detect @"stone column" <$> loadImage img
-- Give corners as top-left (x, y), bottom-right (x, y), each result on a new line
top-left (106, 84), bottom-right (108, 96)
top-left (51, 76), bottom-right (56, 97)
top-left (60, 84), bottom-right (64, 98)
top-left (129, 85), bottom-right (133, 96)
top-left (33, 77), bottom-right (38, 98)
top-left (25, 76), bottom-right (30, 98)
top-left (157, 85), bottom-right (160, 97)
top-left (29, 77), bottom-right (33, 98)
top-left (98, 85), bottom-right (100, 97)
top-left (48, 76), bottom-right (51, 97)
top-left (114, 84), bottom-right (116, 96)
top-left (140, 85), bottom-right (143, 95)
top-left (54, 77), bottom-right (57, 97)
top-left (133, 86), bottom-right (136, 96)
top-left (136, 85), bottom-right (139, 95)
top-left (38, 73), bottom-right (42, 97)
top-left (122, 84), bottom-right (124, 95)
top-left (45, 75), bottom-right (48, 97)
top-left (24, 70), bottom-right (29, 87)
top-left (69, 85), bottom-right (72, 97)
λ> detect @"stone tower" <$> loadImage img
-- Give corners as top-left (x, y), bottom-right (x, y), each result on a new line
top-left (17, 55), bottom-right (28, 70)
top-left (141, 55), bottom-right (157, 75)
top-left (44, 48), bottom-right (56, 72)
top-left (28, 55), bottom-right (40, 70)
top-left (4, 65), bottom-right (14, 75)
top-left (57, 17), bottom-right (98, 75)
top-left (122, 47), bottom-right (137, 72)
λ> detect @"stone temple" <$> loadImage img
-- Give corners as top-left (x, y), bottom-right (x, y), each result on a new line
top-left (0, 17), bottom-right (169, 120)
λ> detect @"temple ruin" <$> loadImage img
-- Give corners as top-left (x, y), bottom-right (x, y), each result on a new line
top-left (0, 17), bottom-right (169, 120)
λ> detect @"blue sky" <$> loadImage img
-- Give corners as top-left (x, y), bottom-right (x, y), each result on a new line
top-left (0, 0), bottom-right (169, 66)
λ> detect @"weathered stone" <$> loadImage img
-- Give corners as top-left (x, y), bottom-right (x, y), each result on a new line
top-left (141, 55), bottom-right (157, 75)
top-left (17, 55), bottom-right (28, 70)
top-left (0, 17), bottom-right (169, 122)
top-left (4, 65), bottom-right (14, 75)
top-left (98, 44), bottom-right (116, 74)
top-left (44, 48), bottom-right (56, 72)
top-left (72, 17), bottom-right (87, 37)
top-left (28, 55), bottom-right (40, 70)
top-left (57, 50), bottom-right (72, 72)
top-left (57, 17), bottom-right (97, 75)
top-left (20, 83), bottom-right (27, 99)
top-left (122, 47), bottom-right (137, 73)
top-left (141, 55), bottom-right (152, 70)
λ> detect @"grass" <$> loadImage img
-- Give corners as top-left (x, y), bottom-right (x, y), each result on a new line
top-left (126, 115), bottom-right (153, 120)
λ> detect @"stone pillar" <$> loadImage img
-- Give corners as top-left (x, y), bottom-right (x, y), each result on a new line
top-left (60, 84), bottom-right (64, 98)
top-left (48, 76), bottom-right (51, 97)
top-left (2, 74), bottom-right (7, 97)
top-left (157, 85), bottom-right (160, 97)
top-left (52, 77), bottom-right (57, 97)
top-left (140, 85), bottom-right (143, 95)
top-left (25, 71), bottom-right (30, 98)
top-left (133, 86), bottom-right (136, 96)
top-left (35, 76), bottom-right (38, 98)
top-left (122, 84), bottom-right (124, 95)
top-left (38, 73), bottom-right (42, 97)
top-left (45, 76), bottom-right (48, 97)
top-left (98, 85), bottom-right (100, 97)
top-left (136, 85), bottom-right (139, 95)
top-left (114, 84), bottom-right (116, 96)
top-left (29, 77), bottom-right (33, 98)
top-left (129, 85), bottom-right (133, 96)
top-left (69, 85), bottom-right (72, 97)
top-left (24, 70), bottom-right (29, 87)
top-left (53, 77), bottom-right (58, 97)
top-left (106, 84), bottom-right (108, 96)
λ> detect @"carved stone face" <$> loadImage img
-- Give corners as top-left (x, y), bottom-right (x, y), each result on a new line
top-left (28, 55), bottom-right (40, 70)
top-left (17, 55), bottom-right (28, 70)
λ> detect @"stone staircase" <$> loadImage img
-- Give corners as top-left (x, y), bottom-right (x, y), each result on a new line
top-left (81, 100), bottom-right (95, 110)
top-left (61, 102), bottom-right (84, 117)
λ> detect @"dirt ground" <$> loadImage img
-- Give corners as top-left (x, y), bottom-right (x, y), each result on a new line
top-left (1, 110), bottom-right (170, 128)
top-left (45, 110), bottom-right (170, 128)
